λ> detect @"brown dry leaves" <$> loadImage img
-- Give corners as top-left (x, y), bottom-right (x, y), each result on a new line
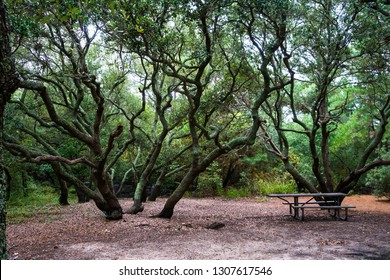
top-left (6, 195), bottom-right (390, 260)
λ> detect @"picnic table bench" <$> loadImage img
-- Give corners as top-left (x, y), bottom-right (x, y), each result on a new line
top-left (267, 193), bottom-right (356, 221)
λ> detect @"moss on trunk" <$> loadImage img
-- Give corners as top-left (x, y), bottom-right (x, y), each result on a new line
top-left (0, 165), bottom-right (9, 259)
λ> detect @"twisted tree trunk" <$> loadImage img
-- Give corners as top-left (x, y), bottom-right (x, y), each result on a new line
top-left (0, 164), bottom-right (10, 259)
top-left (1, 0), bottom-right (19, 260)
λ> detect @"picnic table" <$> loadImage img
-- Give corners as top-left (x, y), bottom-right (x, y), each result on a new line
top-left (267, 192), bottom-right (356, 221)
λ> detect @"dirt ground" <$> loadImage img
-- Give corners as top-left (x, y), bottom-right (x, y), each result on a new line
top-left (6, 195), bottom-right (390, 260)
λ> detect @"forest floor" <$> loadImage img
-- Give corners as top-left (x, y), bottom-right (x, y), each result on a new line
top-left (6, 195), bottom-right (390, 260)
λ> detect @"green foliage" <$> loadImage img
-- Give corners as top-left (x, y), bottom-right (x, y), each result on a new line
top-left (242, 151), bottom-right (276, 172)
top-left (366, 149), bottom-right (390, 199)
top-left (368, 167), bottom-right (390, 199)
top-left (8, 182), bottom-right (55, 206)
top-left (192, 162), bottom-right (223, 197)
top-left (217, 172), bottom-right (296, 198)
top-left (257, 177), bottom-right (297, 195)
top-left (224, 187), bottom-right (252, 199)
top-left (6, 184), bottom-right (74, 223)
top-left (219, 167), bottom-right (297, 198)
top-left (8, 14), bottom-right (39, 36)
top-left (236, 171), bottom-right (262, 195)
top-left (239, 169), bottom-right (296, 196)
top-left (2, 0), bottom-right (389, 220)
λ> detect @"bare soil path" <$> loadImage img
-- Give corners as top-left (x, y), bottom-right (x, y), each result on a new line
top-left (6, 195), bottom-right (390, 260)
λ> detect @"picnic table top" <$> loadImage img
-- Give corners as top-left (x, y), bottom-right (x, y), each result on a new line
top-left (267, 192), bottom-right (347, 198)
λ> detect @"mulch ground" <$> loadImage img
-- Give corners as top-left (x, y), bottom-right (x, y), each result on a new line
top-left (6, 195), bottom-right (390, 260)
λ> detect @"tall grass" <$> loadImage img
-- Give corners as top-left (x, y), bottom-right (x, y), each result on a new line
top-left (222, 174), bottom-right (297, 198)
top-left (6, 184), bottom-right (69, 223)
top-left (257, 178), bottom-right (297, 195)
top-left (224, 187), bottom-right (253, 198)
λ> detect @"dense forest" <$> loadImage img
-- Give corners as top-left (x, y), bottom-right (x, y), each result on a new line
top-left (1, 0), bottom-right (389, 259)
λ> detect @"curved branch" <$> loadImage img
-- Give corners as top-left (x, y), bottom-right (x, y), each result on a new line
top-left (29, 155), bottom-right (97, 168)
top-left (337, 158), bottom-right (390, 192)
top-left (102, 124), bottom-right (124, 164)
top-left (2, 139), bottom-right (97, 169)
top-left (19, 80), bottom-right (94, 146)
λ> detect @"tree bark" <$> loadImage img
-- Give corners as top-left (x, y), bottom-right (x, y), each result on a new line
top-left (58, 179), bottom-right (69, 205)
top-left (0, 164), bottom-right (9, 259)
top-left (283, 159), bottom-right (318, 193)
top-left (51, 163), bottom-right (69, 205)
top-left (0, 0), bottom-right (20, 260)
top-left (126, 181), bottom-right (145, 214)
top-left (127, 67), bottom-right (171, 214)
top-left (127, 199), bottom-right (144, 215)
top-left (148, 168), bottom-right (167, 201)
top-left (154, 167), bottom-right (199, 218)
top-left (93, 169), bottom-right (123, 219)
top-left (148, 184), bottom-right (160, 201)
top-left (319, 98), bottom-right (335, 192)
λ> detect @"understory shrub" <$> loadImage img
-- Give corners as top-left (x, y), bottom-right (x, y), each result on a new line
top-left (224, 187), bottom-right (252, 198)
top-left (192, 162), bottom-right (224, 197)
top-left (7, 183), bottom-right (77, 222)
top-left (366, 165), bottom-right (390, 200)
top-left (224, 171), bottom-right (296, 198)
top-left (239, 169), bottom-right (296, 195)
top-left (258, 177), bottom-right (297, 195)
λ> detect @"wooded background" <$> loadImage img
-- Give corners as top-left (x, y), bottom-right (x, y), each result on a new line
top-left (1, 0), bottom-right (389, 259)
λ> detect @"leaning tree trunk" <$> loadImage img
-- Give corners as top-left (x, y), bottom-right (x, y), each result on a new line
top-left (93, 170), bottom-right (123, 220)
top-left (127, 134), bottom-right (167, 214)
top-left (58, 178), bottom-right (69, 205)
top-left (282, 159), bottom-right (318, 193)
top-left (57, 169), bottom-right (122, 219)
top-left (148, 168), bottom-right (167, 201)
top-left (154, 167), bottom-right (199, 218)
top-left (148, 183), bottom-right (160, 201)
top-left (127, 180), bottom-right (146, 214)
top-left (51, 163), bottom-right (69, 205)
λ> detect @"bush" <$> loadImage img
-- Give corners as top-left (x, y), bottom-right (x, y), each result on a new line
top-left (6, 183), bottom-right (77, 223)
top-left (222, 171), bottom-right (296, 198)
top-left (366, 165), bottom-right (390, 199)
top-left (192, 162), bottom-right (223, 197)
top-left (224, 187), bottom-right (252, 198)
top-left (258, 177), bottom-right (297, 195)
top-left (238, 169), bottom-right (296, 195)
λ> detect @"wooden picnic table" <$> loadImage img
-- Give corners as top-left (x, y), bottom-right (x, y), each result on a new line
top-left (267, 193), bottom-right (356, 221)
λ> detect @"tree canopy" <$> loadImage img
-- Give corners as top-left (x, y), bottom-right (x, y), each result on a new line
top-left (1, 0), bottom-right (389, 223)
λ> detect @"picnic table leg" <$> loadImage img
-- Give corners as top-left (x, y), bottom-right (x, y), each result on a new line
top-left (293, 197), bottom-right (299, 219)
top-left (338, 208), bottom-right (349, 221)
top-left (328, 208), bottom-right (349, 220)
top-left (328, 209), bottom-right (336, 217)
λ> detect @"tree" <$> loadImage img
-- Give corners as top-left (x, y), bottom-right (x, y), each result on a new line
top-left (125, 59), bottom-right (188, 214)
top-left (105, 0), bottom-right (291, 218)
top-left (2, 0), bottom-right (388, 226)
top-left (259, 0), bottom-right (390, 195)
top-left (0, 0), bottom-right (20, 260)
top-left (1, 0), bottom-right (144, 219)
